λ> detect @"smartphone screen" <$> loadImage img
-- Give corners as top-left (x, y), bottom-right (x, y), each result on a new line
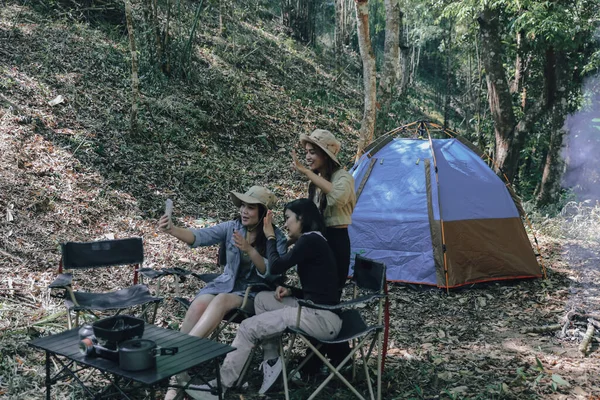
top-left (165, 199), bottom-right (173, 218)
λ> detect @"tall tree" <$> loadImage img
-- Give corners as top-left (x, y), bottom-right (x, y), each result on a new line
top-left (478, 6), bottom-right (545, 182)
top-left (355, 0), bottom-right (377, 160)
top-left (379, 0), bottom-right (400, 108)
top-left (335, 0), bottom-right (353, 58)
top-left (398, 10), bottom-right (410, 94)
top-left (124, 0), bottom-right (139, 134)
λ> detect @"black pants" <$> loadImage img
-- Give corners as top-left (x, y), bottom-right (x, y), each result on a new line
top-left (325, 227), bottom-right (351, 290)
top-left (303, 227), bottom-right (351, 374)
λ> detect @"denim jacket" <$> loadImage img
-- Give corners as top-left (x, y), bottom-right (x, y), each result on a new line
top-left (190, 219), bottom-right (287, 297)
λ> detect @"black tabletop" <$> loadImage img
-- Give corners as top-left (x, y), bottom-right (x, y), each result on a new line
top-left (29, 324), bottom-right (234, 385)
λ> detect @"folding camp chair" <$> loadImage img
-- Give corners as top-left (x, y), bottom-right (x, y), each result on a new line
top-left (139, 242), bottom-right (228, 302)
top-left (49, 237), bottom-right (163, 329)
top-left (280, 255), bottom-right (388, 400)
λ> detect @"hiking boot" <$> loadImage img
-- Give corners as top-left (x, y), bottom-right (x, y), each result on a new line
top-left (258, 357), bottom-right (282, 394)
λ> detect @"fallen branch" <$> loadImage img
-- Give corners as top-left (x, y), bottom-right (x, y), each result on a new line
top-left (32, 311), bottom-right (67, 327)
top-left (559, 308), bottom-right (577, 338)
top-left (579, 313), bottom-right (600, 321)
top-left (578, 323), bottom-right (595, 357)
top-left (522, 324), bottom-right (562, 334)
top-left (0, 249), bottom-right (24, 263)
top-left (588, 318), bottom-right (600, 330)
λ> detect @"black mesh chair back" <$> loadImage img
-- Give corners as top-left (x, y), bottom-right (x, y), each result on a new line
top-left (62, 238), bottom-right (144, 270)
top-left (353, 254), bottom-right (386, 292)
top-left (50, 238), bottom-right (162, 329)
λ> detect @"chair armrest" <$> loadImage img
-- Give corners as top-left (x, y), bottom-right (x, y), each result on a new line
top-left (248, 282), bottom-right (273, 292)
top-left (49, 273), bottom-right (73, 288)
top-left (297, 293), bottom-right (385, 311)
top-left (138, 268), bottom-right (168, 279)
top-left (297, 299), bottom-right (345, 311)
top-left (341, 293), bottom-right (385, 308)
top-left (162, 267), bottom-right (192, 277)
top-left (191, 272), bottom-right (221, 283)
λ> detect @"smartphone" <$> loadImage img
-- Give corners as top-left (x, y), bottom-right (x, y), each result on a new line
top-left (165, 199), bottom-right (173, 218)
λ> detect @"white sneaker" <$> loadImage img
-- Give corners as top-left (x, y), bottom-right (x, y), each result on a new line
top-left (165, 376), bottom-right (181, 400)
top-left (185, 379), bottom-right (225, 400)
top-left (258, 357), bottom-right (283, 394)
top-left (184, 387), bottom-right (219, 400)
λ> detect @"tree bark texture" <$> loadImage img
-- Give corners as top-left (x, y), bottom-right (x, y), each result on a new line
top-left (354, 0), bottom-right (377, 160)
top-left (510, 30), bottom-right (524, 95)
top-left (124, 0), bottom-right (139, 134)
top-left (537, 51), bottom-right (568, 206)
top-left (335, 0), bottom-right (344, 57)
top-left (398, 11), bottom-right (410, 94)
top-left (478, 7), bottom-right (518, 180)
top-left (379, 0), bottom-right (400, 106)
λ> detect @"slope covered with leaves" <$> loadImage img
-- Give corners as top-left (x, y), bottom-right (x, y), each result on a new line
top-left (1, 1), bottom-right (599, 399)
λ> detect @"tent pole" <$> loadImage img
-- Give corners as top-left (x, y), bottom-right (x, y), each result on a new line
top-left (425, 122), bottom-right (547, 280)
top-left (422, 122), bottom-right (451, 292)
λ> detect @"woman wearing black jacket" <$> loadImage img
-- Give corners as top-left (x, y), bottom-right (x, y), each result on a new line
top-left (185, 199), bottom-right (341, 400)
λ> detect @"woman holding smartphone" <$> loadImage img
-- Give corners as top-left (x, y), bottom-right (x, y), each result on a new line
top-left (158, 186), bottom-right (287, 400)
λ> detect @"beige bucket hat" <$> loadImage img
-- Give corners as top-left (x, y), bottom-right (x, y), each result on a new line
top-left (299, 129), bottom-right (341, 166)
top-left (230, 186), bottom-right (277, 209)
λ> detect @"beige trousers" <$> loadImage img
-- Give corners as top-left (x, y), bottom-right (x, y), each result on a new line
top-left (219, 291), bottom-right (342, 388)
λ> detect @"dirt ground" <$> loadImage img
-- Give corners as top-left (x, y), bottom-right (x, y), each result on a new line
top-left (0, 130), bottom-right (599, 400)
top-left (1, 79), bottom-right (599, 400)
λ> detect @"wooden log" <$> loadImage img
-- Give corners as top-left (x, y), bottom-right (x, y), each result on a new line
top-left (522, 324), bottom-right (562, 334)
top-left (579, 323), bottom-right (595, 357)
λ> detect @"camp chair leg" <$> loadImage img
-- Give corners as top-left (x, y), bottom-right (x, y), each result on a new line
top-left (209, 310), bottom-right (241, 341)
top-left (235, 347), bottom-right (256, 388)
top-left (376, 331), bottom-right (383, 400)
top-left (149, 302), bottom-right (159, 324)
top-left (280, 339), bottom-right (290, 400)
top-left (66, 311), bottom-right (73, 330)
top-left (286, 343), bottom-right (322, 379)
top-left (173, 274), bottom-right (180, 298)
top-left (299, 336), bottom-right (368, 400)
top-left (359, 345), bottom-right (375, 400)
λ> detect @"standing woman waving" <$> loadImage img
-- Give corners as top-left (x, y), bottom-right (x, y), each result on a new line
top-left (292, 129), bottom-right (356, 290)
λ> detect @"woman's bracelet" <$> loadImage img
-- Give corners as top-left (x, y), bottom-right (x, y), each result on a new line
top-left (266, 235), bottom-right (276, 241)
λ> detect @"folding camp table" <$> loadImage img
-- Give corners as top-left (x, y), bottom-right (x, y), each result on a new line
top-left (29, 323), bottom-right (234, 399)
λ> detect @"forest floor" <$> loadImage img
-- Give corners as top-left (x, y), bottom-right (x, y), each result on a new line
top-left (1, 1), bottom-right (600, 399)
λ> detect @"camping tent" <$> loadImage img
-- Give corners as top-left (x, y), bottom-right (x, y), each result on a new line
top-left (349, 122), bottom-right (542, 288)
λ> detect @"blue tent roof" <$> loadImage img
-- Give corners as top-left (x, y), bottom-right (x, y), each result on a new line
top-left (349, 137), bottom-right (539, 286)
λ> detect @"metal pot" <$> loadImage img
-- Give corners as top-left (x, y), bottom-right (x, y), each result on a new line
top-left (118, 339), bottom-right (178, 371)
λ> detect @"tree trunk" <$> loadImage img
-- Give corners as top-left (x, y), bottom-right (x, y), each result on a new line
top-left (443, 20), bottom-right (452, 128)
top-left (152, 0), bottom-right (163, 67)
top-left (124, 0), bottom-right (139, 134)
top-left (537, 51), bottom-right (568, 206)
top-left (354, 0), bottom-right (377, 160)
top-left (379, 0), bottom-right (400, 108)
top-left (478, 7), bottom-right (518, 180)
top-left (343, 0), bottom-right (353, 46)
top-left (510, 30), bottom-right (524, 95)
top-left (335, 0), bottom-right (344, 58)
top-left (398, 11), bottom-right (410, 94)
top-left (164, 0), bottom-right (171, 75)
